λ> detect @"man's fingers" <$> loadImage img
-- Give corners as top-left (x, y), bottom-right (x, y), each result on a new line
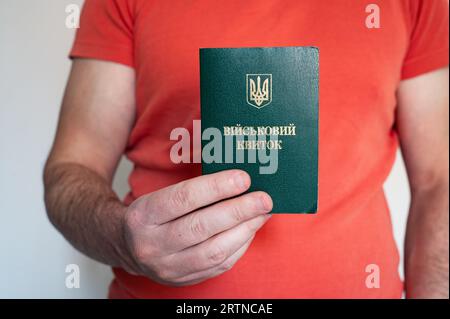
top-left (161, 191), bottom-right (272, 253)
top-left (133, 169), bottom-right (251, 225)
top-left (170, 235), bottom-right (254, 286)
top-left (161, 214), bottom-right (271, 278)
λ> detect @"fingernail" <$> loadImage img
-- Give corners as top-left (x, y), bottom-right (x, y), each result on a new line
top-left (258, 194), bottom-right (272, 212)
top-left (233, 172), bottom-right (249, 191)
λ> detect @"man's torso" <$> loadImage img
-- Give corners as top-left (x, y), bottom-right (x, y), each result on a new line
top-left (115, 0), bottom-right (409, 298)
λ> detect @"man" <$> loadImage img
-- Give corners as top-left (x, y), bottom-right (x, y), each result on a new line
top-left (44, 0), bottom-right (449, 298)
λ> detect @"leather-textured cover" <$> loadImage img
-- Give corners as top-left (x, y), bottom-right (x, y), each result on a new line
top-left (200, 47), bottom-right (318, 213)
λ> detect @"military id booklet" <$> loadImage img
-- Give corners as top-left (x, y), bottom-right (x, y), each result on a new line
top-left (200, 47), bottom-right (318, 213)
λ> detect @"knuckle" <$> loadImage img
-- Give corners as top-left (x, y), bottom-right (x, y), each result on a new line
top-left (230, 203), bottom-right (246, 223)
top-left (149, 258), bottom-right (175, 282)
top-left (189, 214), bottom-right (208, 239)
top-left (130, 243), bottom-right (150, 262)
top-left (124, 208), bottom-right (142, 231)
top-left (124, 210), bottom-right (160, 263)
top-left (154, 267), bottom-right (172, 281)
top-left (206, 245), bottom-right (228, 266)
top-left (206, 177), bottom-right (222, 196)
top-left (172, 183), bottom-right (194, 209)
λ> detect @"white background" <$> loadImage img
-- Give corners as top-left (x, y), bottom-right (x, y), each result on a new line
top-left (0, 0), bottom-right (410, 298)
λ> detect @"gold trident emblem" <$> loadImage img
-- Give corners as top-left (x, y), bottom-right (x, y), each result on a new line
top-left (246, 74), bottom-right (272, 108)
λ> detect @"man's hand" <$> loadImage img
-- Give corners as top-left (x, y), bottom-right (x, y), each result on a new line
top-left (44, 59), bottom-right (271, 287)
top-left (123, 170), bottom-right (271, 286)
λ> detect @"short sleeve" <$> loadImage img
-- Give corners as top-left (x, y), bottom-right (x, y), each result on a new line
top-left (401, 0), bottom-right (449, 79)
top-left (69, 0), bottom-right (135, 68)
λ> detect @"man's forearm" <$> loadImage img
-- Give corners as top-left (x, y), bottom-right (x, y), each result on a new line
top-left (43, 162), bottom-right (135, 271)
top-left (405, 182), bottom-right (449, 298)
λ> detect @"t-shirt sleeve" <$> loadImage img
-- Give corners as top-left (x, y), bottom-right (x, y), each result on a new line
top-left (401, 0), bottom-right (449, 80)
top-left (69, 0), bottom-right (135, 68)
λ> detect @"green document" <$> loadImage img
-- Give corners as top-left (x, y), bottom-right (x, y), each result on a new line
top-left (200, 47), bottom-right (319, 213)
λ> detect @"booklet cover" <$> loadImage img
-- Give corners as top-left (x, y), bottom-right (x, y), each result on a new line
top-left (200, 47), bottom-right (319, 213)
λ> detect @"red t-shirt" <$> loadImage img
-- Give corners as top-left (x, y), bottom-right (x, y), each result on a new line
top-left (70, 0), bottom-right (449, 298)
